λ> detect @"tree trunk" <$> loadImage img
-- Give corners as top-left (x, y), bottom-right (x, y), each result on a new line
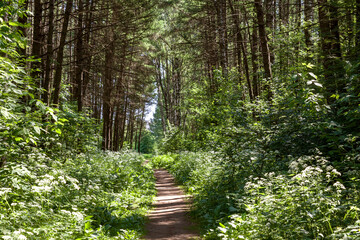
top-left (138, 105), bottom-right (145, 153)
top-left (18, 0), bottom-right (28, 57)
top-left (129, 109), bottom-right (135, 148)
top-left (304, 0), bottom-right (314, 48)
top-left (250, 25), bottom-right (259, 98)
top-left (254, 0), bottom-right (272, 100)
top-left (43, 0), bottom-right (54, 105)
top-left (52, 0), bottom-right (73, 106)
top-left (120, 94), bottom-right (128, 149)
top-left (265, 0), bottom-right (275, 64)
top-left (102, 36), bottom-right (115, 150)
top-left (113, 105), bottom-right (121, 151)
top-left (318, 0), bottom-right (344, 101)
top-left (357, 0), bottom-right (360, 50)
top-left (228, 0), bottom-right (254, 100)
top-left (75, 0), bottom-right (84, 112)
top-left (214, 0), bottom-right (228, 75)
top-left (31, 0), bottom-right (42, 85)
top-left (82, 0), bottom-right (95, 100)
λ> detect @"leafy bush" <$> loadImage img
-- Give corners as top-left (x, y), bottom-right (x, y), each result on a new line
top-left (0, 150), bottom-right (156, 239)
top-left (214, 155), bottom-right (360, 240)
top-left (149, 154), bottom-right (176, 169)
top-left (164, 151), bottom-right (360, 239)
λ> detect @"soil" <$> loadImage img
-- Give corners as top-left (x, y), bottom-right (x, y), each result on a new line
top-left (144, 169), bottom-right (200, 240)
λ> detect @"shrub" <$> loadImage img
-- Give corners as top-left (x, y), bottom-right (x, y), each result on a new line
top-left (0, 150), bottom-right (156, 239)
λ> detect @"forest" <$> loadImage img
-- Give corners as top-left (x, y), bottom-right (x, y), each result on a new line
top-left (0, 0), bottom-right (359, 239)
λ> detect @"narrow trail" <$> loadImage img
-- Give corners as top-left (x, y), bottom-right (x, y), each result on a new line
top-left (145, 169), bottom-right (200, 240)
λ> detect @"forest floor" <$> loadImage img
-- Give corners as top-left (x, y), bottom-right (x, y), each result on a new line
top-left (144, 169), bottom-right (200, 240)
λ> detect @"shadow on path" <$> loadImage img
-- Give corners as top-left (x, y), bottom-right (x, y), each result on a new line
top-left (145, 169), bottom-right (200, 240)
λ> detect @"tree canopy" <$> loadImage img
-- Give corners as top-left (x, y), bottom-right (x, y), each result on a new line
top-left (1, 0), bottom-right (360, 238)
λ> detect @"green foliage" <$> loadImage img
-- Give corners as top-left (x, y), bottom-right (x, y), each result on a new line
top-left (140, 130), bottom-right (155, 154)
top-left (158, 66), bottom-right (360, 239)
top-left (0, 150), bottom-right (156, 239)
top-left (164, 151), bottom-right (360, 239)
top-left (149, 104), bottom-right (164, 142)
top-left (149, 154), bottom-right (175, 169)
top-left (0, 6), bottom-right (156, 239)
top-left (214, 156), bottom-right (360, 240)
top-left (0, 2), bottom-right (59, 161)
top-left (158, 126), bottom-right (193, 153)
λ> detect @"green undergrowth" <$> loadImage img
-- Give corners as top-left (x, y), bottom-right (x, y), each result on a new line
top-left (152, 153), bottom-right (360, 239)
top-left (0, 150), bottom-right (156, 239)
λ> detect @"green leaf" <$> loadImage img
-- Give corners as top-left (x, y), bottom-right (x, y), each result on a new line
top-left (33, 126), bottom-right (41, 135)
top-left (50, 111), bottom-right (58, 122)
top-left (8, 21), bottom-right (21, 27)
top-left (314, 82), bottom-right (323, 88)
top-left (308, 72), bottom-right (317, 79)
top-left (0, 108), bottom-right (12, 119)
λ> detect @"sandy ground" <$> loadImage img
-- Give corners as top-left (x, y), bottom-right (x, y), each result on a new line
top-left (144, 169), bottom-right (200, 240)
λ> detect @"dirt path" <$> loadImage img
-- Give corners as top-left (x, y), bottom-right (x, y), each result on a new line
top-left (144, 169), bottom-right (200, 240)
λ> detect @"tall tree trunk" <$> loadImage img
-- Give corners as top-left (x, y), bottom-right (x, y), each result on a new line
top-left (329, 0), bottom-right (342, 59)
top-left (75, 0), bottom-right (84, 112)
top-left (31, 0), bottom-right (42, 85)
top-left (120, 96), bottom-right (128, 149)
top-left (172, 57), bottom-right (182, 126)
top-left (250, 25), bottom-right (259, 98)
top-left (129, 109), bottom-right (135, 148)
top-left (113, 105), bottom-right (121, 151)
top-left (43, 0), bottom-right (54, 105)
top-left (357, 0), bottom-right (360, 50)
top-left (138, 105), bottom-right (145, 153)
top-left (254, 0), bottom-right (272, 100)
top-left (318, 0), bottom-right (344, 101)
top-left (304, 0), bottom-right (314, 48)
top-left (82, 0), bottom-right (95, 100)
top-left (265, 0), bottom-right (275, 64)
top-left (52, 0), bottom-right (73, 106)
top-left (228, 0), bottom-right (254, 100)
top-left (214, 0), bottom-right (228, 75)
top-left (18, 0), bottom-right (28, 57)
top-left (102, 37), bottom-right (115, 150)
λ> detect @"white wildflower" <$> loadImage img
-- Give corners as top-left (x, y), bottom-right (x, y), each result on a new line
top-left (61, 210), bottom-right (71, 215)
top-left (331, 169), bottom-right (341, 176)
top-left (0, 188), bottom-right (11, 196)
top-left (333, 181), bottom-right (345, 190)
top-left (18, 235), bottom-right (27, 240)
top-left (72, 211), bottom-right (84, 221)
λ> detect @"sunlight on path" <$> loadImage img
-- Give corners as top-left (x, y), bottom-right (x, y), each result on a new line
top-left (145, 169), bottom-right (200, 240)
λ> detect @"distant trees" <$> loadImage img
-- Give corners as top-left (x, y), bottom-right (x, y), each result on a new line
top-left (150, 0), bottom-right (360, 148)
top-left (21, 0), bottom-right (156, 151)
top-left (15, 0), bottom-right (360, 151)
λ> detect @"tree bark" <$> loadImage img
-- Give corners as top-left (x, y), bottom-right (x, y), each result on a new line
top-left (138, 105), bottom-right (145, 153)
top-left (43, 0), bottom-right (54, 105)
top-left (52, 0), bottom-right (73, 106)
top-left (102, 36), bottom-right (115, 150)
top-left (254, 0), bottom-right (272, 100)
top-left (228, 0), bottom-right (254, 100)
top-left (318, 0), bottom-right (344, 101)
top-left (214, 0), bottom-right (228, 75)
top-left (304, 0), bottom-right (314, 48)
top-left (31, 0), bottom-right (42, 85)
top-left (250, 23), bottom-right (259, 98)
top-left (18, 0), bottom-right (28, 57)
top-left (357, 0), bottom-right (360, 50)
top-left (120, 96), bottom-right (128, 149)
top-left (75, 0), bottom-right (84, 112)
top-left (265, 0), bottom-right (275, 64)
